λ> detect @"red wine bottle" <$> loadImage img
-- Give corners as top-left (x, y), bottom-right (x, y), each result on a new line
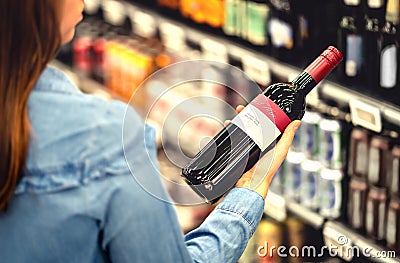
top-left (182, 46), bottom-right (343, 203)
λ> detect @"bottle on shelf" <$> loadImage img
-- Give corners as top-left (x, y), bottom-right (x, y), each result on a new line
top-left (378, 0), bottom-right (400, 106)
top-left (365, 185), bottom-right (388, 241)
top-left (386, 194), bottom-right (400, 251)
top-left (182, 46), bottom-right (343, 203)
top-left (223, 0), bottom-right (241, 37)
top-left (309, 0), bottom-right (341, 60)
top-left (246, 0), bottom-right (270, 46)
top-left (347, 127), bottom-right (370, 178)
top-left (348, 175), bottom-right (369, 232)
top-left (267, 0), bottom-right (300, 63)
top-left (337, 0), bottom-right (366, 87)
top-left (367, 135), bottom-right (392, 187)
top-left (363, 0), bottom-right (387, 96)
top-left (387, 144), bottom-right (400, 195)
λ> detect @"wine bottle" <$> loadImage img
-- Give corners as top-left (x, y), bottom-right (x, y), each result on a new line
top-left (181, 46), bottom-right (343, 203)
top-left (337, 0), bottom-right (366, 87)
top-left (379, 0), bottom-right (400, 106)
top-left (267, 0), bottom-right (298, 63)
top-left (364, 0), bottom-right (387, 94)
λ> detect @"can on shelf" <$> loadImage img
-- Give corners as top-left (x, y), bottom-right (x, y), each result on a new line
top-left (270, 164), bottom-right (284, 195)
top-left (318, 168), bottom-right (344, 219)
top-left (283, 151), bottom-right (306, 202)
top-left (299, 111), bottom-right (321, 160)
top-left (300, 159), bottom-right (322, 211)
top-left (318, 118), bottom-right (343, 169)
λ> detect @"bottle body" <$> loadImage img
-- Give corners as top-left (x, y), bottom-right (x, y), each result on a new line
top-left (182, 46), bottom-right (343, 203)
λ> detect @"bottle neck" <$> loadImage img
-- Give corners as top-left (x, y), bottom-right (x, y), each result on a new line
top-left (291, 71), bottom-right (317, 95)
top-left (292, 46), bottom-right (342, 95)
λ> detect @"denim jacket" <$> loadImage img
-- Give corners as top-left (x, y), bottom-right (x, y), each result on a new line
top-left (0, 66), bottom-right (265, 263)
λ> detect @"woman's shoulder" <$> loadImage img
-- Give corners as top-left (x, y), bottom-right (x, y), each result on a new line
top-left (21, 65), bottom-right (151, 195)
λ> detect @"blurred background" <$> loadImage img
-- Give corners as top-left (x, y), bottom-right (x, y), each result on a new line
top-left (53, 0), bottom-right (400, 262)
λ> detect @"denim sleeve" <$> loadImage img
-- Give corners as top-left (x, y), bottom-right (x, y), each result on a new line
top-left (102, 175), bottom-right (264, 263)
top-left (185, 187), bottom-right (265, 263)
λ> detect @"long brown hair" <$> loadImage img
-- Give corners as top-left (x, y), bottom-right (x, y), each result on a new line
top-left (0, 0), bottom-right (62, 211)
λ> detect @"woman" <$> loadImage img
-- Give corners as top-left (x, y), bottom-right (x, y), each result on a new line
top-left (0, 0), bottom-right (300, 262)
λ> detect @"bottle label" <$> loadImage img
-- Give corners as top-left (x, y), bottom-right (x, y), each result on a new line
top-left (386, 0), bottom-right (400, 24)
top-left (232, 94), bottom-right (290, 151)
top-left (391, 157), bottom-right (399, 193)
top-left (366, 199), bottom-right (374, 234)
top-left (247, 1), bottom-right (269, 45)
top-left (269, 0), bottom-right (291, 12)
top-left (346, 34), bottom-right (363, 77)
top-left (386, 209), bottom-right (396, 245)
top-left (378, 201), bottom-right (386, 239)
top-left (380, 44), bottom-right (398, 88)
top-left (344, 0), bottom-right (361, 6)
top-left (368, 147), bottom-right (380, 185)
top-left (238, 0), bottom-right (248, 39)
top-left (269, 18), bottom-right (294, 49)
top-left (223, 0), bottom-right (239, 36)
top-left (353, 191), bottom-right (362, 228)
top-left (355, 141), bottom-right (368, 176)
top-left (368, 0), bottom-right (384, 8)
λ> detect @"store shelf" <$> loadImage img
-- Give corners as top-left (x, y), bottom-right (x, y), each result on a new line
top-left (323, 221), bottom-right (400, 263)
top-left (70, 3), bottom-right (400, 261)
top-left (98, 0), bottom-right (400, 134)
top-left (264, 191), bottom-right (325, 229)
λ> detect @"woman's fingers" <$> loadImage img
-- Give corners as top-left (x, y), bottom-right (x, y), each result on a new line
top-left (236, 105), bottom-right (245, 114)
top-left (267, 120), bottom-right (301, 172)
top-left (235, 120), bottom-right (301, 198)
top-left (224, 105), bottom-right (245, 127)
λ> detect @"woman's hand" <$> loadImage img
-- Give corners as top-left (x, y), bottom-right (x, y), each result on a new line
top-left (229, 105), bottom-right (301, 199)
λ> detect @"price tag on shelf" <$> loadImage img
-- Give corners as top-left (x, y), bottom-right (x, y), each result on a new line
top-left (84, 0), bottom-right (101, 15)
top-left (159, 22), bottom-right (186, 52)
top-left (242, 55), bottom-right (271, 87)
top-left (101, 0), bottom-right (126, 26)
top-left (200, 38), bottom-right (228, 64)
top-left (129, 9), bottom-right (157, 39)
top-left (349, 99), bottom-right (382, 133)
top-left (264, 191), bottom-right (286, 222)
